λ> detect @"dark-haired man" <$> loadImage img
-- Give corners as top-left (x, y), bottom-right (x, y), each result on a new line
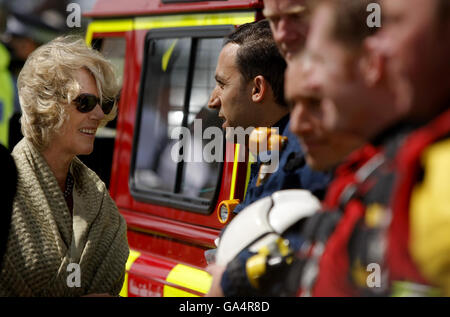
top-left (205, 20), bottom-right (331, 297)
top-left (208, 20), bottom-right (330, 215)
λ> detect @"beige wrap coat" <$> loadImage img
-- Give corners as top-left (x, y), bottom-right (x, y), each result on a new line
top-left (0, 139), bottom-right (129, 296)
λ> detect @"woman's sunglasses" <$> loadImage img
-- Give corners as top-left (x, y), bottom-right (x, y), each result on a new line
top-left (73, 93), bottom-right (115, 115)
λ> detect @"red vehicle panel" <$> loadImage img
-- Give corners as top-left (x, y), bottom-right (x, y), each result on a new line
top-left (86, 0), bottom-right (263, 18)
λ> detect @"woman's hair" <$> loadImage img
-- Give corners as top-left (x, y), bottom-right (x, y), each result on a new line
top-left (17, 35), bottom-right (120, 151)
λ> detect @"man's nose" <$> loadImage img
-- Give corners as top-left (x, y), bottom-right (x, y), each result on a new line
top-left (366, 33), bottom-right (392, 58)
top-left (290, 103), bottom-right (313, 136)
top-left (208, 88), bottom-right (221, 109)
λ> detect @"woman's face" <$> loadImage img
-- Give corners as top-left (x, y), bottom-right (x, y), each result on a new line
top-left (50, 68), bottom-right (105, 158)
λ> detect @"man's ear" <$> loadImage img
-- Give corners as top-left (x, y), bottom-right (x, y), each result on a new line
top-left (251, 75), bottom-right (267, 103)
top-left (359, 37), bottom-right (385, 87)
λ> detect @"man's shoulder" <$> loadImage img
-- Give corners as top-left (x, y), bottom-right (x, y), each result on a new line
top-left (419, 137), bottom-right (450, 178)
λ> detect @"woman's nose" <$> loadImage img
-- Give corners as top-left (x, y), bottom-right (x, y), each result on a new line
top-left (90, 103), bottom-right (106, 120)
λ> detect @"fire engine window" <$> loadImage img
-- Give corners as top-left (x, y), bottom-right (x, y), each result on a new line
top-left (135, 37), bottom-right (191, 192)
top-left (180, 38), bottom-right (224, 199)
top-left (133, 31), bottom-right (227, 213)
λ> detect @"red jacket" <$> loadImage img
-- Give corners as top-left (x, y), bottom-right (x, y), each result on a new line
top-left (312, 108), bottom-right (450, 296)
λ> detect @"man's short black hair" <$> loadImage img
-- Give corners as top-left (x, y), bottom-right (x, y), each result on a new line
top-left (224, 20), bottom-right (288, 107)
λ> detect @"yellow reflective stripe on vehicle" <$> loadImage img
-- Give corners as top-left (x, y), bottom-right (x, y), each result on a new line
top-left (163, 264), bottom-right (212, 297)
top-left (86, 11), bottom-right (254, 45)
top-left (163, 286), bottom-right (199, 297)
top-left (229, 144), bottom-right (240, 200)
top-left (119, 249), bottom-right (141, 297)
top-left (85, 19), bottom-right (133, 45)
top-left (135, 11), bottom-right (255, 30)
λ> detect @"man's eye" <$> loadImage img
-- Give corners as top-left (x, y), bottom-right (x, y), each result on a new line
top-left (382, 14), bottom-right (401, 25)
top-left (268, 17), bottom-right (280, 25)
top-left (287, 100), bottom-right (295, 111)
top-left (288, 13), bottom-right (304, 22)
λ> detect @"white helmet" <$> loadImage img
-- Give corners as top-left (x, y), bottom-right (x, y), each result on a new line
top-left (215, 189), bottom-right (321, 266)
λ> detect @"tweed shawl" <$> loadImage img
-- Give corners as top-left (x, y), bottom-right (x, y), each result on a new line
top-left (0, 138), bottom-right (129, 296)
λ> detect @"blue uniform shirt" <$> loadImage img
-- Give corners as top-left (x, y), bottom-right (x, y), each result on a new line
top-left (233, 114), bottom-right (331, 214)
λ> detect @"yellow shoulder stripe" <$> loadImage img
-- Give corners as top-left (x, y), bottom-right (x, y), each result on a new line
top-left (410, 138), bottom-right (450, 295)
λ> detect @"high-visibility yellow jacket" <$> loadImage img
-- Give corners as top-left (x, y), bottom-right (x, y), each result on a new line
top-left (0, 43), bottom-right (14, 148)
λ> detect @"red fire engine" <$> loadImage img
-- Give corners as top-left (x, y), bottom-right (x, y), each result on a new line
top-left (84, 0), bottom-right (264, 297)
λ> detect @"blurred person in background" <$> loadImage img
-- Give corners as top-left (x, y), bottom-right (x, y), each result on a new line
top-left (350, 0), bottom-right (450, 296)
top-left (297, 0), bottom-right (450, 296)
top-left (1, 1), bottom-right (67, 149)
top-left (0, 41), bottom-right (14, 148)
top-left (262, 0), bottom-right (309, 61)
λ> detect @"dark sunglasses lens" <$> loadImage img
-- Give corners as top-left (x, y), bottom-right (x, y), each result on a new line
top-left (101, 99), bottom-right (114, 115)
top-left (76, 94), bottom-right (98, 113)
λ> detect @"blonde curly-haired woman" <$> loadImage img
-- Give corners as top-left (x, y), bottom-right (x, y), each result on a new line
top-left (0, 36), bottom-right (129, 296)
